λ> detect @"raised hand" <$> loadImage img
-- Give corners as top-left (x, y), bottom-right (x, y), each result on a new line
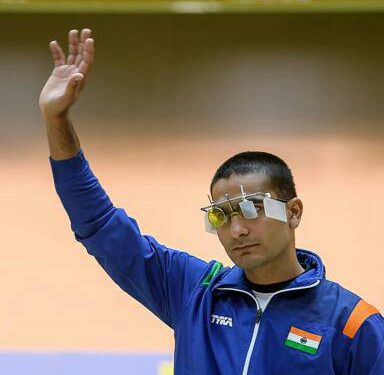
top-left (39, 29), bottom-right (94, 118)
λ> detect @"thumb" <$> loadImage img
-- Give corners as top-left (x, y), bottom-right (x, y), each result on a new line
top-left (72, 72), bottom-right (84, 83)
top-left (66, 73), bottom-right (84, 96)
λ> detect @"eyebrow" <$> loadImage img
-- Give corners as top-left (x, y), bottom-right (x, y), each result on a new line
top-left (215, 193), bottom-right (265, 204)
top-left (214, 196), bottom-right (264, 211)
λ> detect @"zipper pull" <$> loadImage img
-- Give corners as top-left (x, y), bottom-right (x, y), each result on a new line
top-left (255, 308), bottom-right (263, 323)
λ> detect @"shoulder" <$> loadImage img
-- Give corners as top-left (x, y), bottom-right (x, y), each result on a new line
top-left (320, 279), bottom-right (383, 339)
top-left (315, 279), bottom-right (383, 373)
top-left (341, 302), bottom-right (384, 374)
top-left (342, 297), bottom-right (383, 339)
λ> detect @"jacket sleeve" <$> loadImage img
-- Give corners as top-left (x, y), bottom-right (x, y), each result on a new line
top-left (346, 313), bottom-right (384, 375)
top-left (50, 150), bottom-right (211, 329)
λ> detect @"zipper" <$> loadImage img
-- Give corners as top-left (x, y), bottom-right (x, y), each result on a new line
top-left (216, 287), bottom-right (261, 375)
top-left (255, 307), bottom-right (263, 323)
top-left (217, 280), bottom-right (320, 375)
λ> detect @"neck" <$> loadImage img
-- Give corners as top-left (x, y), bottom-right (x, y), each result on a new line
top-left (244, 246), bottom-right (305, 285)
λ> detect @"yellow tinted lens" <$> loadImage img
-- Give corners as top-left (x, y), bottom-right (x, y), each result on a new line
top-left (207, 208), bottom-right (227, 228)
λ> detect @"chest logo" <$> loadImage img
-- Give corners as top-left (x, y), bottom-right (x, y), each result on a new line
top-left (211, 314), bottom-right (233, 327)
top-left (284, 326), bottom-right (322, 355)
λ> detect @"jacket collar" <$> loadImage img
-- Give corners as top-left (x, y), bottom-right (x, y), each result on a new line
top-left (213, 248), bottom-right (325, 292)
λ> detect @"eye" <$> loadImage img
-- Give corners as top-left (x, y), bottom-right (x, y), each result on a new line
top-left (254, 203), bottom-right (264, 213)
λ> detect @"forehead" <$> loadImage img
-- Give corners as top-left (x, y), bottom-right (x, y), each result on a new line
top-left (211, 173), bottom-right (272, 201)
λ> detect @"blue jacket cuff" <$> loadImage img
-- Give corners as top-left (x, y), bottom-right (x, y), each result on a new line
top-left (49, 150), bottom-right (88, 185)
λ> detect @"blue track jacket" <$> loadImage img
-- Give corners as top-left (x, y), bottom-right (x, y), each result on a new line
top-left (50, 150), bottom-right (384, 375)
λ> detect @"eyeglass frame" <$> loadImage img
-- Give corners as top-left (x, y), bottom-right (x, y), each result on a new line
top-left (200, 191), bottom-right (290, 229)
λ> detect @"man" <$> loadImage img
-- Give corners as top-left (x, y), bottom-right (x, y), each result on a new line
top-left (40, 29), bottom-right (383, 375)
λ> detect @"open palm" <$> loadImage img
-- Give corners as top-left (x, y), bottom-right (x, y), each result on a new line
top-left (39, 29), bottom-right (94, 117)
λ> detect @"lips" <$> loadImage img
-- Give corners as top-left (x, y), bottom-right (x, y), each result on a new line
top-left (232, 244), bottom-right (260, 252)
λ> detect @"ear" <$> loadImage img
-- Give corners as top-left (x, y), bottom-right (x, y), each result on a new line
top-left (287, 198), bottom-right (303, 229)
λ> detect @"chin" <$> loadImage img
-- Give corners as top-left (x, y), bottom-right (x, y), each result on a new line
top-left (232, 252), bottom-right (270, 270)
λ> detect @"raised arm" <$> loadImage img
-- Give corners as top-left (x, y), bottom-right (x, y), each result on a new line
top-left (40, 29), bottom-right (212, 329)
top-left (39, 28), bottom-right (94, 160)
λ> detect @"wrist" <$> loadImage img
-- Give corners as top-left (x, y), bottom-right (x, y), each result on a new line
top-left (44, 112), bottom-right (81, 160)
top-left (42, 111), bottom-right (70, 127)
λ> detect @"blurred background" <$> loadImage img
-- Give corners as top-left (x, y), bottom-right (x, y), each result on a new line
top-left (0, 1), bottom-right (383, 374)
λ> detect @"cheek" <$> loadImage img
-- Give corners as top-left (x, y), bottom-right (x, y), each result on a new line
top-left (216, 230), bottom-right (228, 247)
top-left (258, 220), bottom-right (290, 245)
top-left (216, 229), bottom-right (235, 253)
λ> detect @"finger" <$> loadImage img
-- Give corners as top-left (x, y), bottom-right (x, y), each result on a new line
top-left (81, 28), bottom-right (92, 43)
top-left (67, 29), bottom-right (79, 65)
top-left (49, 41), bottom-right (65, 67)
top-left (74, 28), bottom-right (92, 67)
top-left (78, 38), bottom-right (94, 76)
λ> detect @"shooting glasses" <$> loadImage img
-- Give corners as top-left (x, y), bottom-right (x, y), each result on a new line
top-left (200, 185), bottom-right (290, 234)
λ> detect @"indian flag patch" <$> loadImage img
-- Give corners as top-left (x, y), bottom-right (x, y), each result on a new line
top-left (284, 326), bottom-right (322, 355)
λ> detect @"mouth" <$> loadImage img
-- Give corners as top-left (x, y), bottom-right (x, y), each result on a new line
top-left (232, 244), bottom-right (260, 252)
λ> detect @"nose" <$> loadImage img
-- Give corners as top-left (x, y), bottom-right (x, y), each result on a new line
top-left (229, 213), bottom-right (250, 239)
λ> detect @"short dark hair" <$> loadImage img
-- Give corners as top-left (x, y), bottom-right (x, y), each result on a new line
top-left (210, 151), bottom-right (297, 200)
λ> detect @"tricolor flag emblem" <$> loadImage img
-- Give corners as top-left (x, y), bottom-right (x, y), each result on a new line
top-left (284, 326), bottom-right (322, 355)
